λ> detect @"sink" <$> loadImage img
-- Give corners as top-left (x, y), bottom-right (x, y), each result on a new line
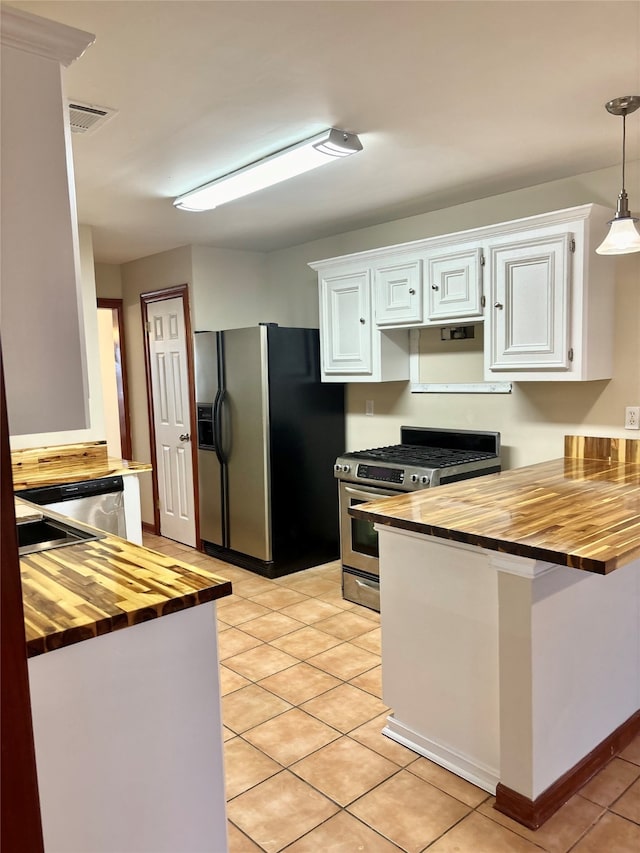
top-left (18, 517), bottom-right (103, 556)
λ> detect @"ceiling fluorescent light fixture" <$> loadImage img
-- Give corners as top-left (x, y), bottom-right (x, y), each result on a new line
top-left (174, 127), bottom-right (362, 212)
top-left (596, 95), bottom-right (640, 255)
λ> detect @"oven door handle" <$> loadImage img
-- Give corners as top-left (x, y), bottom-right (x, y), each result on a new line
top-left (343, 484), bottom-right (399, 501)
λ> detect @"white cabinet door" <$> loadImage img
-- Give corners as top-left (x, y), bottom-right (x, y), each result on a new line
top-left (375, 260), bottom-right (422, 325)
top-left (426, 244), bottom-right (483, 321)
top-left (319, 270), bottom-right (373, 376)
top-left (487, 233), bottom-right (571, 371)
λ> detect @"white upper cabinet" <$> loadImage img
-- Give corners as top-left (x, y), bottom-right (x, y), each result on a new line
top-left (426, 243), bottom-right (483, 322)
top-left (487, 232), bottom-right (570, 371)
top-left (374, 244), bottom-right (483, 328)
top-left (310, 204), bottom-right (614, 383)
top-left (314, 264), bottom-right (410, 383)
top-left (319, 269), bottom-right (373, 376)
top-left (375, 258), bottom-right (423, 325)
top-left (484, 206), bottom-right (614, 381)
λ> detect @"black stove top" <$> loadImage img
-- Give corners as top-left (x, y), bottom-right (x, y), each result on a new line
top-left (346, 443), bottom-right (496, 468)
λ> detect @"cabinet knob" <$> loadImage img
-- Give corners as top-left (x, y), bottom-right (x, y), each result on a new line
top-left (431, 284), bottom-right (439, 291)
top-left (494, 302), bottom-right (503, 309)
top-left (359, 317), bottom-right (366, 324)
top-left (408, 288), bottom-right (416, 295)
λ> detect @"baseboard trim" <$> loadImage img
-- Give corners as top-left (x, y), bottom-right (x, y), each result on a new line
top-left (383, 714), bottom-right (499, 794)
top-left (495, 709), bottom-right (640, 830)
top-left (141, 521), bottom-right (157, 535)
top-left (201, 540), bottom-right (339, 579)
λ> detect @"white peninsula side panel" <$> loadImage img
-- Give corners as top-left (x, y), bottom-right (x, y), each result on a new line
top-left (379, 528), bottom-right (500, 792)
top-left (377, 524), bottom-right (640, 802)
top-left (495, 554), bottom-right (639, 799)
top-left (28, 602), bottom-right (228, 853)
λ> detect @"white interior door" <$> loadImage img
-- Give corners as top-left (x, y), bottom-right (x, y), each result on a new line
top-left (147, 297), bottom-right (196, 546)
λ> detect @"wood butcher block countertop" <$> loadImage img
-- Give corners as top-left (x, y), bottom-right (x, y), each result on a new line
top-left (350, 436), bottom-right (640, 575)
top-left (18, 510), bottom-right (232, 658)
top-left (11, 441), bottom-right (152, 490)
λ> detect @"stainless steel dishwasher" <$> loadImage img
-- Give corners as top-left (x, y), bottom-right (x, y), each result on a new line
top-left (18, 476), bottom-right (126, 537)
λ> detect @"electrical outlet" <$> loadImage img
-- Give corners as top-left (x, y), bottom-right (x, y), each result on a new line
top-left (365, 400), bottom-right (374, 416)
top-left (625, 406), bottom-right (640, 430)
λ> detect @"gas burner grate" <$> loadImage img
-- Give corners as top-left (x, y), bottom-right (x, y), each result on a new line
top-left (349, 444), bottom-right (497, 467)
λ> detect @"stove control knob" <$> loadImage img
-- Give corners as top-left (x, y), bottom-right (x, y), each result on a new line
top-left (341, 464), bottom-right (351, 473)
top-left (410, 474), bottom-right (419, 483)
top-left (420, 475), bottom-right (430, 485)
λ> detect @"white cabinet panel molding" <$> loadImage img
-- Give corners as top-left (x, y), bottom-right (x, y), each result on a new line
top-left (375, 259), bottom-right (422, 326)
top-left (427, 244), bottom-right (483, 321)
top-left (319, 270), bottom-right (373, 376)
top-left (488, 233), bottom-right (571, 371)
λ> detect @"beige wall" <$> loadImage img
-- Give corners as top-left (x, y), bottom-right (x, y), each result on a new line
top-left (266, 163), bottom-right (640, 468)
top-left (191, 245), bottom-right (269, 330)
top-left (95, 263), bottom-right (123, 300)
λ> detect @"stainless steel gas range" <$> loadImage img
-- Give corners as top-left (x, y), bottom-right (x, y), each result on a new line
top-left (335, 426), bottom-right (501, 611)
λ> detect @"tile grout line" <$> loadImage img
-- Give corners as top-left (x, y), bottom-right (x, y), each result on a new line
top-left (146, 538), bottom-right (640, 852)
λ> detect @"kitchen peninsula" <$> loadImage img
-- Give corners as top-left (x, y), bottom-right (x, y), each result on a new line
top-left (351, 436), bottom-right (640, 829)
top-left (18, 502), bottom-right (232, 852)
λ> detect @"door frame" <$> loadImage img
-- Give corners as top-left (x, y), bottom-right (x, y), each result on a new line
top-left (140, 285), bottom-right (199, 544)
top-left (97, 297), bottom-right (132, 460)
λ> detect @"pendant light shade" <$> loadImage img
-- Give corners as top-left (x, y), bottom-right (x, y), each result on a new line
top-left (596, 95), bottom-right (640, 255)
top-left (595, 213), bottom-right (640, 255)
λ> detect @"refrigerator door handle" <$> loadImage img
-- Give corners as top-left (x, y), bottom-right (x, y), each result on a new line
top-left (212, 389), bottom-right (224, 465)
top-left (218, 390), bottom-right (232, 464)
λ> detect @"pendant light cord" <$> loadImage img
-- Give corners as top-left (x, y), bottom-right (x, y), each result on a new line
top-left (621, 110), bottom-right (627, 194)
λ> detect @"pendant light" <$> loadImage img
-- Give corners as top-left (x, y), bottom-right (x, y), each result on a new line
top-left (596, 95), bottom-right (640, 255)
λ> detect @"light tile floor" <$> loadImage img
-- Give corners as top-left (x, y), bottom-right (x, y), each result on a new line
top-left (144, 533), bottom-right (640, 853)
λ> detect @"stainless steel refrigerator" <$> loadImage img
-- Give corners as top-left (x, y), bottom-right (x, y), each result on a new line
top-left (194, 325), bottom-right (345, 578)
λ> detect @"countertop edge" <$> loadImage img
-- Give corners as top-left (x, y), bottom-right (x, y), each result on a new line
top-left (19, 501), bottom-right (233, 658)
top-left (351, 508), bottom-right (610, 574)
top-left (25, 578), bottom-right (232, 658)
top-left (349, 453), bottom-right (640, 575)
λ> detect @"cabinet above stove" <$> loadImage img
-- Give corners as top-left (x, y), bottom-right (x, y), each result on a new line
top-left (310, 204), bottom-right (615, 384)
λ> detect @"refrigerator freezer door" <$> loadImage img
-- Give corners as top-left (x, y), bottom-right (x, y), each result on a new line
top-left (222, 326), bottom-right (271, 561)
top-left (194, 331), bottom-right (224, 546)
top-left (194, 331), bottom-right (218, 404)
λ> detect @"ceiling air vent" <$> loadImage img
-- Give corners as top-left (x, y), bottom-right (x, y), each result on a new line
top-left (68, 101), bottom-right (117, 135)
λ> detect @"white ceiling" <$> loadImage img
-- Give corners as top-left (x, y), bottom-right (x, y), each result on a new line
top-left (8, 0), bottom-right (640, 264)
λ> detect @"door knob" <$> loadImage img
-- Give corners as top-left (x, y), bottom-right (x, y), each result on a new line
top-left (179, 433), bottom-right (191, 441)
